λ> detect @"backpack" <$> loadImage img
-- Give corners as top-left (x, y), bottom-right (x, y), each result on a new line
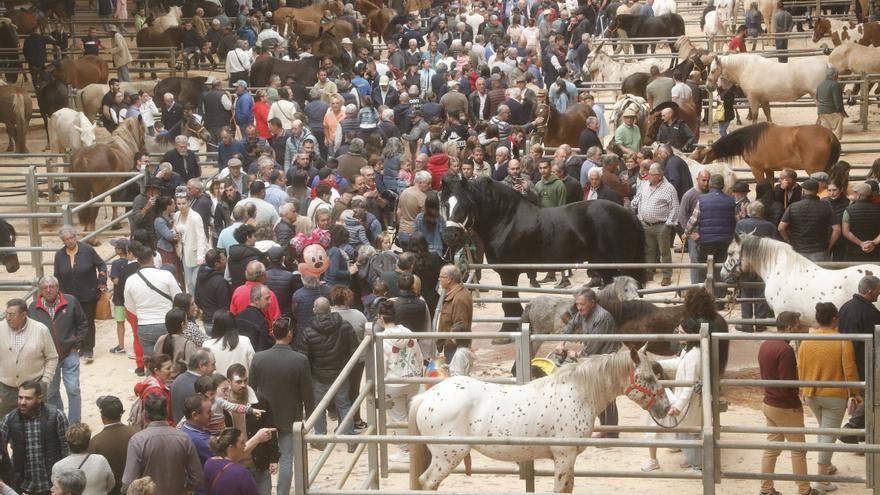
top-left (127, 395), bottom-right (146, 431)
top-left (365, 251), bottom-right (399, 286)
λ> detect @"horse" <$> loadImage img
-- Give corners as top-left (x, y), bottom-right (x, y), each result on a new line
top-left (812, 18), bottom-right (880, 46)
top-left (322, 19), bottom-right (354, 41)
top-left (828, 41), bottom-right (880, 100)
top-left (620, 59), bottom-right (698, 98)
top-left (49, 56), bottom-right (109, 89)
top-left (0, 20), bottom-right (20, 83)
top-left (136, 27), bottom-right (185, 79)
top-left (690, 123), bottom-right (840, 184)
top-left (182, 0), bottom-right (222, 17)
top-left (0, 218), bottom-right (19, 272)
top-left (608, 14), bottom-right (685, 54)
top-left (521, 276), bottom-right (641, 356)
top-left (706, 53), bottom-right (827, 123)
top-left (7, 8), bottom-right (45, 34)
top-left (34, 70), bottom-right (69, 146)
top-left (409, 346), bottom-right (669, 492)
top-left (153, 6), bottom-right (183, 32)
top-left (70, 118), bottom-right (146, 236)
top-left (406, 0), bottom-right (431, 12)
top-left (674, 148), bottom-right (738, 194)
top-left (643, 100), bottom-right (701, 148)
top-left (441, 176), bottom-right (646, 330)
top-left (652, 0), bottom-right (677, 16)
top-left (49, 109), bottom-right (96, 154)
top-left (153, 76), bottom-right (209, 110)
top-left (312, 32), bottom-right (343, 60)
top-left (674, 35), bottom-right (716, 69)
top-left (274, 0), bottom-right (343, 26)
top-left (702, 9), bottom-right (730, 51)
top-left (357, 0), bottom-right (395, 42)
top-left (721, 234), bottom-right (880, 326)
top-left (76, 81), bottom-right (157, 122)
top-left (144, 113), bottom-right (213, 153)
top-left (0, 86), bottom-right (32, 153)
top-left (536, 102), bottom-right (596, 147)
top-left (583, 41), bottom-right (666, 82)
top-left (283, 18), bottom-right (321, 41)
top-left (249, 56), bottom-right (321, 87)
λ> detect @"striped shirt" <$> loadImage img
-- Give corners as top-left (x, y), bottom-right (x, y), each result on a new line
top-left (631, 178), bottom-right (680, 225)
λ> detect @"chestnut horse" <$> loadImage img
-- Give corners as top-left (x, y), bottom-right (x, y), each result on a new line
top-left (7, 8), bottom-right (45, 35)
top-left (691, 123), bottom-right (840, 184)
top-left (274, 0), bottom-right (344, 26)
top-left (0, 86), bottom-right (33, 153)
top-left (50, 56), bottom-right (109, 89)
top-left (537, 102), bottom-right (596, 147)
top-left (70, 118), bottom-right (146, 235)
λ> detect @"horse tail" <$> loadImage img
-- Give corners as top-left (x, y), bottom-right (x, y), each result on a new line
top-left (408, 393), bottom-right (429, 490)
top-left (12, 90), bottom-right (28, 153)
top-left (827, 133), bottom-right (841, 170)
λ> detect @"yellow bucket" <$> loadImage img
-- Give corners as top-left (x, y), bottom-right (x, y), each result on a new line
top-left (530, 358), bottom-right (557, 376)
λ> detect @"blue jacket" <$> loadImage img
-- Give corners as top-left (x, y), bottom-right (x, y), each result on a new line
top-left (218, 139), bottom-right (247, 169)
top-left (324, 246), bottom-right (352, 287)
top-left (697, 189), bottom-right (736, 245)
top-left (414, 212), bottom-right (446, 254)
top-left (235, 91), bottom-right (254, 128)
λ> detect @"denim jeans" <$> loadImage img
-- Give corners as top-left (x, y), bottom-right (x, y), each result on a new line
top-left (48, 352), bottom-right (81, 423)
top-left (183, 264), bottom-right (199, 298)
top-left (138, 323), bottom-right (167, 357)
top-left (249, 466), bottom-right (271, 495)
top-left (277, 430), bottom-right (293, 495)
top-left (117, 65), bottom-right (130, 82)
top-left (313, 380), bottom-right (354, 436)
top-left (719, 120), bottom-right (731, 137)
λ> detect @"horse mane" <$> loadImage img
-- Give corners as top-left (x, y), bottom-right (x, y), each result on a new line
top-left (740, 234), bottom-right (811, 275)
top-left (547, 349), bottom-right (632, 403)
top-left (600, 299), bottom-right (660, 324)
top-left (111, 118), bottom-right (144, 156)
top-left (596, 276), bottom-right (637, 304)
top-left (707, 122), bottom-right (770, 160)
top-left (457, 176), bottom-right (538, 217)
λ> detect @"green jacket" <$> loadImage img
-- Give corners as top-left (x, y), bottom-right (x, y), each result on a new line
top-left (615, 123), bottom-right (642, 152)
top-left (816, 79), bottom-right (844, 115)
top-left (534, 175), bottom-right (567, 208)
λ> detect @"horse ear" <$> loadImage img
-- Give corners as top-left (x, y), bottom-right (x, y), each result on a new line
top-left (629, 345), bottom-right (641, 365)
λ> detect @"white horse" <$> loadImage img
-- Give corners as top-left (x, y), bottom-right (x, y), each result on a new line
top-left (674, 149), bottom-right (738, 194)
top-left (48, 109), bottom-right (96, 153)
top-left (653, 0), bottom-right (678, 16)
top-left (829, 41), bottom-right (880, 74)
top-left (720, 234), bottom-right (880, 326)
top-left (76, 81), bottom-right (157, 123)
top-left (703, 0), bottom-right (737, 52)
top-left (408, 347), bottom-right (670, 493)
top-left (707, 53), bottom-right (828, 123)
top-left (584, 42), bottom-right (666, 82)
top-left (153, 6), bottom-right (183, 32)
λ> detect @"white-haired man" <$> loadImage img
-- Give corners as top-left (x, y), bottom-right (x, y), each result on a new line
top-left (161, 135), bottom-right (201, 181)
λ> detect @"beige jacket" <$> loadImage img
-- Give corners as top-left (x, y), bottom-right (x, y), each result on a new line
top-left (0, 318), bottom-right (59, 387)
top-left (110, 32), bottom-right (132, 67)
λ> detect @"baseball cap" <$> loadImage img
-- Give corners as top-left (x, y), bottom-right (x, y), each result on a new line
top-left (110, 238), bottom-right (130, 251)
top-left (96, 396), bottom-right (124, 418)
top-left (267, 245), bottom-right (285, 261)
top-left (801, 179), bottom-right (819, 192)
top-left (227, 158), bottom-right (243, 168)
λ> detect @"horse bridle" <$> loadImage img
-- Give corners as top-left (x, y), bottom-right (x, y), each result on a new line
top-left (445, 214), bottom-right (472, 231)
top-left (624, 367), bottom-right (665, 411)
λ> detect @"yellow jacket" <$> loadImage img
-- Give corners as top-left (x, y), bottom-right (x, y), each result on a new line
top-left (797, 327), bottom-right (861, 399)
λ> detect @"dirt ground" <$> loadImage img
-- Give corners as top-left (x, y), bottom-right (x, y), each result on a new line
top-left (0, 18), bottom-right (879, 495)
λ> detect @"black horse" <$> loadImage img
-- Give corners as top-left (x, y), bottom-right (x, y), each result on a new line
top-left (34, 70), bottom-right (69, 146)
top-left (0, 22), bottom-right (20, 84)
top-left (182, 0), bottom-right (223, 17)
top-left (621, 58), bottom-right (704, 98)
top-left (0, 219), bottom-right (20, 273)
top-left (249, 56), bottom-right (321, 87)
top-left (440, 176), bottom-right (646, 331)
top-left (609, 13), bottom-right (685, 55)
top-left (154, 76), bottom-right (209, 112)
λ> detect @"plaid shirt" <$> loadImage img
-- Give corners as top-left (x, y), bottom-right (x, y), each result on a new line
top-left (10, 324), bottom-right (28, 355)
top-left (631, 178), bottom-right (680, 225)
top-left (0, 406), bottom-right (70, 493)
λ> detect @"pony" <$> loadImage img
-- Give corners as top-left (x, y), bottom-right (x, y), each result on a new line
top-left (721, 234), bottom-right (880, 325)
top-left (283, 18), bottom-right (321, 41)
top-left (520, 276), bottom-right (641, 357)
top-left (583, 41), bottom-right (666, 82)
top-left (440, 176), bottom-right (646, 330)
top-left (608, 14), bottom-right (685, 54)
top-left (76, 81), bottom-right (157, 123)
top-left (70, 118), bottom-right (146, 236)
top-left (48, 109), bottom-right (96, 153)
top-left (706, 53), bottom-right (827, 123)
top-left (49, 56), bottom-right (109, 89)
top-left (690, 123), bottom-right (840, 184)
top-left (153, 6), bottom-right (183, 32)
top-left (609, 94), bottom-right (651, 134)
top-left (0, 20), bottom-right (21, 83)
top-left (249, 57), bottom-right (321, 87)
top-left (535, 102), bottom-right (596, 147)
top-left (828, 41), bottom-right (880, 99)
top-left (408, 347), bottom-right (670, 492)
top-left (0, 86), bottom-right (33, 153)
top-left (0, 218), bottom-right (19, 272)
top-left (144, 113), bottom-right (213, 153)
top-left (34, 70), bottom-right (69, 146)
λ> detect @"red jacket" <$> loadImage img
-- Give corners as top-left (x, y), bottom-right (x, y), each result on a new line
top-left (229, 280), bottom-right (280, 334)
top-left (134, 375), bottom-right (173, 425)
top-left (427, 153), bottom-right (450, 190)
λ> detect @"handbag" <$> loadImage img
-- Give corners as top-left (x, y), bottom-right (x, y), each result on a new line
top-left (94, 290), bottom-right (113, 320)
top-left (713, 103), bottom-right (725, 122)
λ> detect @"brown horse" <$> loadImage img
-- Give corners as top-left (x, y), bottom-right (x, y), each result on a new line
top-left (691, 123), bottom-right (840, 184)
top-left (812, 17), bottom-right (880, 46)
top-left (643, 100), bottom-right (701, 147)
top-left (50, 56), bottom-right (109, 89)
top-left (6, 8), bottom-right (45, 35)
top-left (136, 26), bottom-right (185, 79)
top-left (274, 0), bottom-right (344, 26)
top-left (285, 18), bottom-right (321, 41)
top-left (0, 86), bottom-right (32, 153)
top-left (249, 56), bottom-right (321, 86)
top-left (364, 7), bottom-right (397, 43)
top-left (323, 19), bottom-right (354, 41)
top-left (70, 117), bottom-right (146, 236)
top-left (312, 32), bottom-right (343, 59)
top-left (537, 102), bottom-right (596, 147)
top-left (406, 0), bottom-right (431, 11)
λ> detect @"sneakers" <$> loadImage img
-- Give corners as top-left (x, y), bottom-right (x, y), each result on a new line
top-left (109, 346), bottom-right (126, 354)
top-left (811, 482), bottom-right (838, 492)
top-left (389, 450), bottom-right (411, 463)
top-left (641, 459), bottom-right (660, 472)
top-left (127, 351), bottom-right (137, 360)
top-left (134, 367), bottom-right (145, 377)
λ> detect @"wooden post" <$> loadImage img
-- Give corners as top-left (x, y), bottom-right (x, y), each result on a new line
top-left (170, 48), bottom-right (177, 78)
top-left (861, 72), bottom-right (870, 131)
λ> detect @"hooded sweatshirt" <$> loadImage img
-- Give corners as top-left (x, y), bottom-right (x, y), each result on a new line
top-left (296, 312), bottom-right (356, 383)
top-left (380, 324), bottom-right (424, 388)
top-left (194, 265), bottom-right (231, 325)
top-left (534, 174), bottom-right (567, 208)
top-left (134, 375), bottom-right (173, 425)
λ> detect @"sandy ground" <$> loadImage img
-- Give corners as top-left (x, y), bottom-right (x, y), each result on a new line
top-left (1, 17), bottom-right (879, 495)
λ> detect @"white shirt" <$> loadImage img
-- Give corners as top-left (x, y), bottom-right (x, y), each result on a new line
top-left (123, 266), bottom-right (181, 325)
top-left (203, 336), bottom-right (255, 375)
top-left (268, 100), bottom-right (298, 129)
top-left (257, 28), bottom-right (284, 46)
top-left (235, 197), bottom-right (280, 227)
top-left (140, 99), bottom-right (160, 126)
top-left (225, 47), bottom-right (253, 76)
top-left (671, 81), bottom-right (693, 107)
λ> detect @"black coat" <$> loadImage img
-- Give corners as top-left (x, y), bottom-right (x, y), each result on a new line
top-left (837, 294), bottom-right (880, 380)
top-left (161, 102), bottom-right (183, 133)
top-left (592, 184), bottom-right (621, 204)
top-left (227, 244), bottom-right (266, 291)
top-left (221, 391), bottom-right (279, 469)
top-left (295, 312), bottom-right (356, 383)
top-left (29, 293), bottom-right (87, 360)
top-left (194, 266), bottom-right (231, 325)
top-left (578, 128), bottom-right (603, 154)
top-left (160, 148), bottom-right (202, 182)
top-left (393, 291), bottom-right (430, 333)
top-left (249, 344), bottom-right (314, 430)
top-left (265, 265), bottom-right (301, 317)
top-left (236, 305), bottom-right (275, 352)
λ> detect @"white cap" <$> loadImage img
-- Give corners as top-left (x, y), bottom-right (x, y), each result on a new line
top-left (341, 37), bottom-right (352, 44)
top-left (379, 75), bottom-right (389, 86)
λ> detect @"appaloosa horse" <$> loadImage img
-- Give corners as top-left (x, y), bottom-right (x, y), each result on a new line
top-left (441, 176), bottom-right (645, 330)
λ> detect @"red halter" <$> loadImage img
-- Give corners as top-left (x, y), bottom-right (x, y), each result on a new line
top-left (624, 368), bottom-right (665, 411)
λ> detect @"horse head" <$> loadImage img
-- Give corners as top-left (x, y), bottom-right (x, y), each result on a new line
top-left (184, 113), bottom-right (214, 145)
top-left (597, 276), bottom-right (642, 304)
top-left (690, 144), bottom-right (713, 164)
top-left (440, 174), bottom-right (476, 250)
top-left (325, 0), bottom-right (344, 16)
top-left (811, 17), bottom-right (829, 43)
top-left (76, 113), bottom-right (97, 147)
top-left (624, 345), bottom-right (670, 419)
top-left (720, 232), bottom-right (746, 282)
top-left (706, 56), bottom-right (724, 91)
top-left (0, 219), bottom-right (19, 273)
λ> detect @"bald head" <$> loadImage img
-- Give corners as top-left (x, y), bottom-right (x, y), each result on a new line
top-left (314, 297), bottom-right (331, 315)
